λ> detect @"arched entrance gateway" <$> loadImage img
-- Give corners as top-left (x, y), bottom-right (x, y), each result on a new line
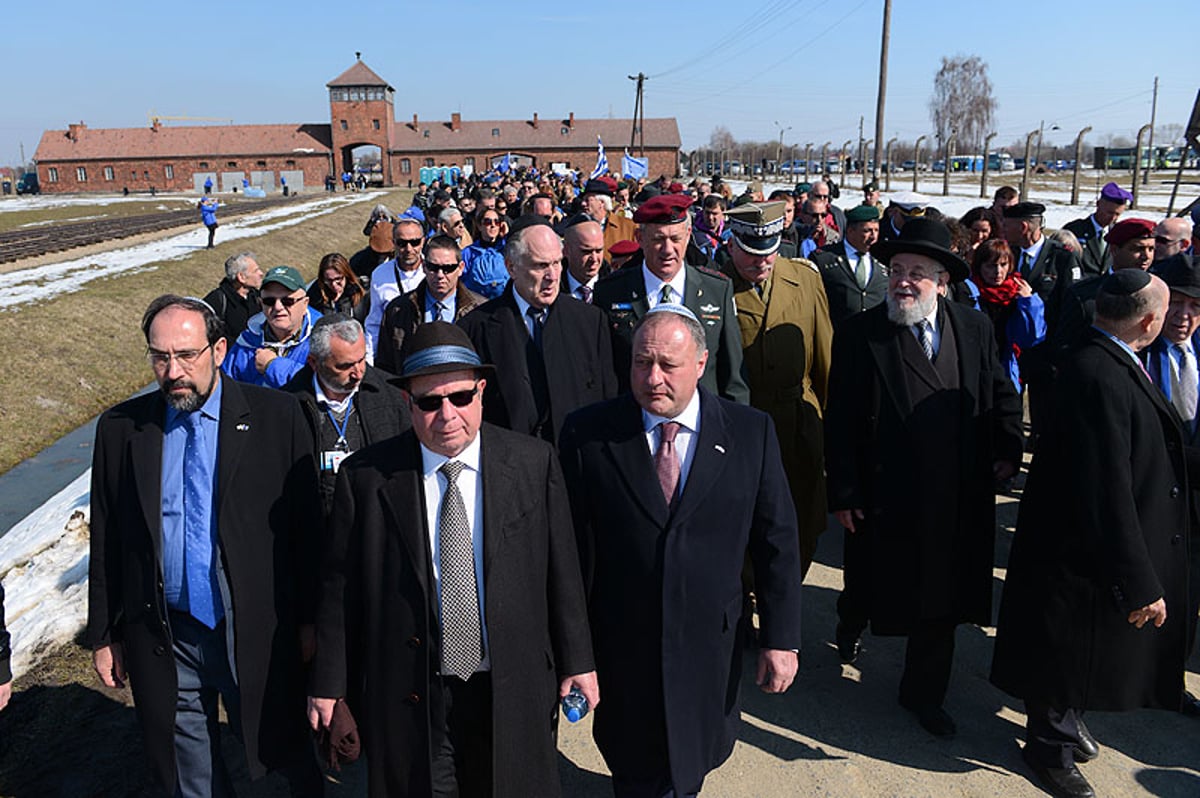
top-left (344, 143), bottom-right (384, 186)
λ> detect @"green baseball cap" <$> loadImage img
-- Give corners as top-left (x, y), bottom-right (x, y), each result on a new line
top-left (261, 265), bottom-right (305, 292)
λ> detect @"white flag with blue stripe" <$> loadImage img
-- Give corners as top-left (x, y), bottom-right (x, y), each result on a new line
top-left (590, 136), bottom-right (608, 179)
top-left (621, 149), bottom-right (648, 180)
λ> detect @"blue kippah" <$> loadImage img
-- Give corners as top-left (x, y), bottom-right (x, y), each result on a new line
top-left (645, 302), bottom-right (701, 325)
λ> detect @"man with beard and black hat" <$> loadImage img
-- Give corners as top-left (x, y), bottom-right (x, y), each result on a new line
top-left (88, 295), bottom-right (322, 797)
top-left (825, 217), bottom-right (1023, 738)
top-left (721, 200), bottom-right (833, 577)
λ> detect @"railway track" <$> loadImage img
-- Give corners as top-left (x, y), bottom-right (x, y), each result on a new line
top-left (0, 195), bottom-right (301, 265)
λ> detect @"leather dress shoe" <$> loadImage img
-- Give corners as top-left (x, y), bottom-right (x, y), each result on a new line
top-left (834, 624), bottom-right (861, 665)
top-left (1181, 690), bottom-right (1200, 717)
top-left (899, 699), bottom-right (956, 738)
top-left (1022, 746), bottom-right (1095, 798)
top-left (1072, 718), bottom-right (1099, 762)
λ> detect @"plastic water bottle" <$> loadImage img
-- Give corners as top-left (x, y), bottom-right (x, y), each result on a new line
top-left (561, 687), bottom-right (589, 722)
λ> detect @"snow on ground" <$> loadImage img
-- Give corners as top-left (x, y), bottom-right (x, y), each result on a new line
top-left (0, 471), bottom-right (91, 679)
top-left (0, 190), bottom-right (385, 311)
top-left (0, 192), bottom-right (198, 214)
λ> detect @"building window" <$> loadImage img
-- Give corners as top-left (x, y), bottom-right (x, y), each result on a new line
top-left (199, 161), bottom-right (209, 168)
top-left (373, 119), bottom-right (380, 130)
top-left (227, 161), bottom-right (237, 167)
top-left (422, 130), bottom-right (429, 138)
top-left (143, 171), bottom-right (150, 180)
top-left (340, 120), bottom-right (348, 131)
top-left (561, 127), bottom-right (570, 135)
top-left (491, 128), bottom-right (500, 137)
top-left (131, 170), bottom-right (137, 179)
top-left (103, 166), bottom-right (114, 181)
top-left (256, 160), bottom-right (267, 167)
top-left (424, 158), bottom-right (434, 167)
top-left (164, 165), bottom-right (174, 179)
top-left (285, 159), bottom-right (296, 167)
top-left (400, 158), bottom-right (411, 174)
top-left (47, 167), bottom-right (58, 183)
top-left (465, 157), bottom-right (475, 168)
top-left (76, 166), bottom-right (87, 182)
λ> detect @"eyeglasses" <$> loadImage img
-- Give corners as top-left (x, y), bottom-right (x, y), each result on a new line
top-left (811, 193), bottom-right (830, 200)
top-left (261, 295), bottom-right (304, 308)
top-left (412, 385), bottom-right (479, 412)
top-left (1155, 236), bottom-right (1182, 245)
top-left (889, 267), bottom-right (943, 283)
top-left (425, 262), bottom-right (461, 274)
top-left (481, 217), bottom-right (502, 226)
top-left (147, 343), bottom-right (212, 370)
top-left (396, 238), bottom-right (424, 248)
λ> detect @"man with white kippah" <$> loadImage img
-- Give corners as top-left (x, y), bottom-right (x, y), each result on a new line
top-left (560, 303), bottom-right (803, 798)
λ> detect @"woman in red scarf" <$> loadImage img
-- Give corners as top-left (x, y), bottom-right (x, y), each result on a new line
top-left (971, 239), bottom-right (1046, 393)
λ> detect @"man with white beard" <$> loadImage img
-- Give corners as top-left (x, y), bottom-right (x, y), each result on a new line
top-left (824, 217), bottom-right (1023, 739)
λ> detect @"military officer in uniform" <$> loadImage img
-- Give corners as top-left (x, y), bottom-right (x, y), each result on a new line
top-left (1063, 182), bottom-right (1133, 278)
top-left (812, 204), bottom-right (887, 329)
top-left (722, 201), bottom-right (833, 576)
top-left (594, 193), bottom-right (750, 404)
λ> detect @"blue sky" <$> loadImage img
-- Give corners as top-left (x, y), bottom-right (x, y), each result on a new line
top-left (3, 0), bottom-right (1195, 167)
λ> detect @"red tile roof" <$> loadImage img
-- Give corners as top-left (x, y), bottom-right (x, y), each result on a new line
top-left (391, 117), bottom-right (680, 153)
top-left (34, 123), bottom-right (334, 162)
top-left (327, 60), bottom-right (392, 89)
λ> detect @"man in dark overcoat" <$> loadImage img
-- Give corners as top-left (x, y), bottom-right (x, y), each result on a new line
top-left (992, 270), bottom-right (1193, 798)
top-left (88, 295), bottom-right (321, 796)
top-left (308, 322), bottom-right (597, 798)
top-left (459, 218), bottom-right (618, 445)
top-left (560, 305), bottom-right (804, 797)
top-left (825, 218), bottom-right (1023, 738)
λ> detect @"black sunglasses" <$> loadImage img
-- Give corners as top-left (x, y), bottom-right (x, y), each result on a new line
top-left (396, 237), bottom-right (424, 248)
top-left (261, 295), bottom-right (303, 308)
top-left (425, 262), bottom-right (461, 274)
top-left (412, 386), bottom-right (479, 412)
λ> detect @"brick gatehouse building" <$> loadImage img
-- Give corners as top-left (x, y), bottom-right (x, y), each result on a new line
top-left (31, 56), bottom-right (681, 195)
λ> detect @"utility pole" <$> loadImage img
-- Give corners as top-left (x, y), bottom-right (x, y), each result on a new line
top-left (627, 73), bottom-right (646, 154)
top-left (1144, 75), bottom-right (1158, 185)
top-left (874, 0), bottom-right (891, 179)
top-left (858, 115), bottom-right (865, 176)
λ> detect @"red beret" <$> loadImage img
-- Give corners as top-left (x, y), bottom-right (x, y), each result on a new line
top-left (1105, 218), bottom-right (1156, 247)
top-left (598, 175), bottom-right (619, 193)
top-left (668, 182), bottom-right (684, 193)
top-left (608, 239), bottom-right (640, 256)
top-left (632, 194), bottom-right (694, 225)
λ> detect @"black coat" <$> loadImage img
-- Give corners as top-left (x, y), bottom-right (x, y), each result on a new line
top-left (203, 278), bottom-right (260, 342)
top-left (86, 379), bottom-right (320, 788)
top-left (0, 581), bottom-right (10, 685)
top-left (1063, 216), bottom-right (1111, 277)
top-left (309, 425), bottom-right (595, 798)
top-left (306, 282), bottom-right (370, 326)
top-left (1012, 237), bottom-right (1080, 382)
top-left (281, 364), bottom-right (412, 516)
top-left (559, 391), bottom-right (803, 794)
top-left (458, 285), bottom-right (617, 445)
top-left (810, 241), bottom-right (888, 329)
top-left (824, 299), bottom-right (1023, 634)
top-left (991, 330), bottom-right (1193, 710)
top-left (592, 263), bottom-right (750, 404)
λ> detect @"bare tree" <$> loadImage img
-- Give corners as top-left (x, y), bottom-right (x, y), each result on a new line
top-left (709, 126), bottom-right (736, 151)
top-left (929, 55), bottom-right (997, 152)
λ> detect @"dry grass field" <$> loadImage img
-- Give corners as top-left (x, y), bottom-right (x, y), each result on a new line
top-left (0, 188), bottom-right (413, 475)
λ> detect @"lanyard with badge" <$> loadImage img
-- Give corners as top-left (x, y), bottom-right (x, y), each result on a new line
top-left (320, 404), bottom-right (354, 473)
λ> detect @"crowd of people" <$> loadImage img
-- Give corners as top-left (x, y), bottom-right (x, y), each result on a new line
top-left (0, 162), bottom-right (1190, 798)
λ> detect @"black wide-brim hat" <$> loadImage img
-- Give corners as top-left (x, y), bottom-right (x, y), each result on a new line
top-left (394, 321), bottom-right (496, 384)
top-left (870, 216), bottom-right (970, 282)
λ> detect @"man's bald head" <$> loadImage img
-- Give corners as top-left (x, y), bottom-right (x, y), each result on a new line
top-left (1094, 272), bottom-right (1169, 351)
top-left (1155, 217), bottom-right (1193, 261)
top-left (564, 220), bottom-right (606, 285)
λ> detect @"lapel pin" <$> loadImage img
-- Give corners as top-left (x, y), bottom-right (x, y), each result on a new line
top-left (236, 423), bottom-right (250, 431)
top-left (714, 444), bottom-right (726, 454)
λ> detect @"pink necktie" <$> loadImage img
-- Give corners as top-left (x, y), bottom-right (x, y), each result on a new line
top-left (655, 421), bottom-right (681, 504)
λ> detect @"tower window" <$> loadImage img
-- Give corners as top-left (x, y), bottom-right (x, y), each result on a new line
top-left (340, 120), bottom-right (348, 131)
top-left (491, 128), bottom-right (500, 137)
top-left (373, 119), bottom-right (380, 130)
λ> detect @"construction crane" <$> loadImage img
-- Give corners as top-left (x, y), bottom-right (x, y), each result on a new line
top-left (147, 111), bottom-right (233, 127)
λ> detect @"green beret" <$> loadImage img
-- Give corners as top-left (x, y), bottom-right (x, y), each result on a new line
top-left (845, 204), bottom-right (881, 225)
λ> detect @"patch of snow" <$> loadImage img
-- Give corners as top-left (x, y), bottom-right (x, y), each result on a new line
top-left (0, 191), bottom-right (385, 311)
top-left (0, 471), bottom-right (91, 679)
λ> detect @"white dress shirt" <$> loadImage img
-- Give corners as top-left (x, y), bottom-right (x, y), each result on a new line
top-left (364, 259), bottom-right (425, 361)
top-left (566, 271), bottom-right (598, 302)
top-left (511, 288), bottom-right (550, 339)
top-left (1018, 235), bottom-right (1046, 276)
top-left (842, 239), bottom-right (873, 283)
top-left (420, 435), bottom-right (490, 672)
top-left (642, 264), bottom-right (687, 309)
top-left (642, 389), bottom-right (702, 492)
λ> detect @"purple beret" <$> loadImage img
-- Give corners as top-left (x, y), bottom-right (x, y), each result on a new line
top-left (1100, 182), bottom-right (1133, 205)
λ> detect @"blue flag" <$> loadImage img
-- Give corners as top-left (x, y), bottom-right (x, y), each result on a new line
top-left (621, 150), bottom-right (648, 180)
top-left (498, 152), bottom-right (512, 174)
top-left (590, 137), bottom-right (609, 180)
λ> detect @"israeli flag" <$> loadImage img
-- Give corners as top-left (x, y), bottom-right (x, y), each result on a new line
top-left (498, 152), bottom-right (512, 174)
top-left (621, 149), bottom-right (648, 180)
top-left (590, 137), bottom-right (609, 179)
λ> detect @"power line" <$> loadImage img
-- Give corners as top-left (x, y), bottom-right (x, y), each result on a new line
top-left (649, 0), bottom-right (808, 80)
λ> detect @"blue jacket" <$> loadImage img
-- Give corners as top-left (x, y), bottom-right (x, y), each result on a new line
top-left (974, 287), bottom-right (1045, 393)
top-left (199, 199), bottom-right (218, 226)
top-left (223, 307), bottom-right (322, 388)
top-left (461, 240), bottom-right (509, 299)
